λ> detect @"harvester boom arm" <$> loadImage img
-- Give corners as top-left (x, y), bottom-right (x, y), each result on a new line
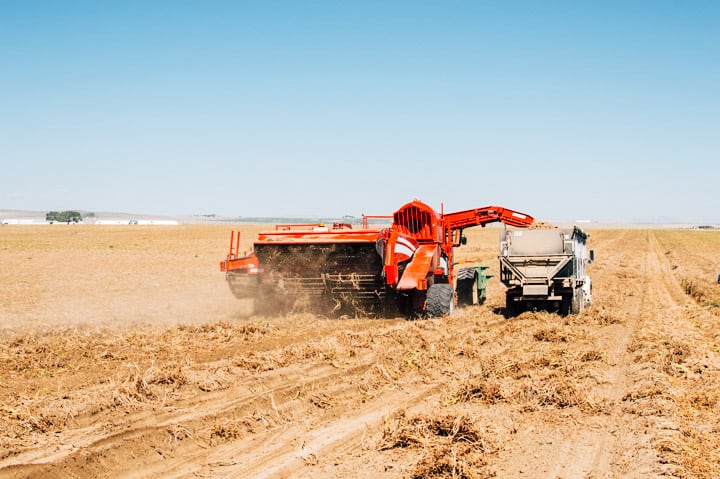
top-left (443, 206), bottom-right (534, 231)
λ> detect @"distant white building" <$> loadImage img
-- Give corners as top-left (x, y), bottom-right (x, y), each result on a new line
top-left (94, 220), bottom-right (130, 225)
top-left (136, 220), bottom-right (179, 225)
top-left (94, 219), bottom-right (179, 225)
top-left (1, 218), bottom-right (50, 225)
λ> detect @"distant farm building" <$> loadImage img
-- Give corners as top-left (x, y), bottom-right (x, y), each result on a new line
top-left (94, 219), bottom-right (179, 225)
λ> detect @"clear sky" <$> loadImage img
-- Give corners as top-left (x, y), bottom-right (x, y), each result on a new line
top-left (1, 1), bottom-right (718, 222)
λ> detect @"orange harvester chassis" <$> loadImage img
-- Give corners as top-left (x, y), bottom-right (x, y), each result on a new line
top-left (220, 200), bottom-right (533, 317)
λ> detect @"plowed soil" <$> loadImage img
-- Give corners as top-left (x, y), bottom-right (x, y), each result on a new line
top-left (1, 225), bottom-right (719, 478)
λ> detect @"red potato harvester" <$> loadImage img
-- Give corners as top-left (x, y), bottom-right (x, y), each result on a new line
top-left (221, 200), bottom-right (534, 317)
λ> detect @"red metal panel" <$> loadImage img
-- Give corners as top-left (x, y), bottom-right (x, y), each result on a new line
top-left (256, 229), bottom-right (382, 244)
top-left (220, 254), bottom-right (260, 273)
top-left (397, 244), bottom-right (436, 290)
top-left (442, 206), bottom-right (534, 230)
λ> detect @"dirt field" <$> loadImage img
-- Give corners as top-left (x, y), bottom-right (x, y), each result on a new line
top-left (1, 225), bottom-right (719, 478)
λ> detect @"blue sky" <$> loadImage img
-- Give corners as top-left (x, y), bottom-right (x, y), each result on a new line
top-left (1, 1), bottom-right (718, 222)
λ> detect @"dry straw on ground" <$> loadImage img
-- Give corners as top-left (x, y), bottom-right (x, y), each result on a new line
top-left (3, 227), bottom-right (720, 477)
top-left (379, 410), bottom-right (498, 479)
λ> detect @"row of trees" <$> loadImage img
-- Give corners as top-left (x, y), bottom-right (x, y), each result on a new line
top-left (46, 211), bottom-right (83, 223)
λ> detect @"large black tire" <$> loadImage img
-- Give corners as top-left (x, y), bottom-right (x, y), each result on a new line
top-left (505, 292), bottom-right (519, 317)
top-left (426, 284), bottom-right (455, 317)
top-left (456, 276), bottom-right (477, 307)
top-left (560, 293), bottom-right (572, 316)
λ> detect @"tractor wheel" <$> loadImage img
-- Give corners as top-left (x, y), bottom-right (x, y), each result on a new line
top-left (426, 284), bottom-right (455, 317)
top-left (456, 276), bottom-right (477, 307)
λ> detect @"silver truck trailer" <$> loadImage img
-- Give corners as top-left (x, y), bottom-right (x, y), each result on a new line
top-left (499, 227), bottom-right (593, 316)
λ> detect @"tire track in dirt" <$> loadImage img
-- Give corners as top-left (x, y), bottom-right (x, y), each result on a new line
top-left (0, 353), bottom-right (378, 476)
top-left (555, 229), bottom-right (698, 477)
top-left (648, 231), bottom-right (696, 307)
top-left (627, 230), bottom-right (719, 476)
top-left (589, 230), bottom-right (657, 477)
top-left (576, 230), bottom-right (649, 477)
top-left (185, 385), bottom-right (444, 479)
top-left (597, 230), bottom-right (698, 477)
top-left (0, 317), bottom-right (407, 457)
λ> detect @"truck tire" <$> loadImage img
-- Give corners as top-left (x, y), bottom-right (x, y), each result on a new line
top-left (456, 275), bottom-right (477, 307)
top-left (505, 292), bottom-right (519, 317)
top-left (426, 284), bottom-right (455, 317)
top-left (560, 294), bottom-right (572, 316)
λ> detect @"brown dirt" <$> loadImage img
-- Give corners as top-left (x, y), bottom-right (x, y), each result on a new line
top-left (1, 225), bottom-right (719, 478)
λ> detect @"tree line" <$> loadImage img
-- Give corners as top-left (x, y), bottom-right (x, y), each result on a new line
top-left (46, 211), bottom-right (83, 223)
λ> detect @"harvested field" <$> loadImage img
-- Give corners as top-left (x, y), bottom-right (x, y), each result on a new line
top-left (1, 225), bottom-right (720, 478)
